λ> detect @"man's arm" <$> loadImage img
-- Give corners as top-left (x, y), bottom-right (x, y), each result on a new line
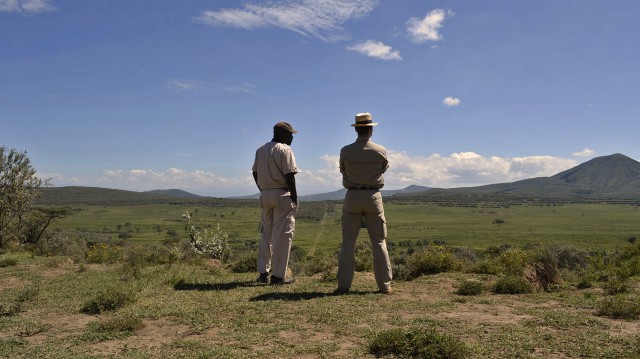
top-left (285, 172), bottom-right (297, 205)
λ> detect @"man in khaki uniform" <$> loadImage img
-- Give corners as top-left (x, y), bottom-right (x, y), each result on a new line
top-left (252, 122), bottom-right (299, 285)
top-left (336, 113), bottom-right (393, 294)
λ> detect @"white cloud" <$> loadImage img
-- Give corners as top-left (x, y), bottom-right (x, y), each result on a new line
top-left (165, 79), bottom-right (203, 93)
top-left (195, 0), bottom-right (379, 42)
top-left (407, 8), bottom-right (453, 44)
top-left (385, 151), bottom-right (576, 188)
top-left (302, 151), bottom-right (577, 190)
top-left (572, 148), bottom-right (595, 157)
top-left (222, 82), bottom-right (258, 93)
top-left (0, 0), bottom-right (55, 13)
top-left (442, 96), bottom-right (460, 107)
top-left (347, 40), bottom-right (402, 61)
top-left (46, 152), bottom-right (579, 196)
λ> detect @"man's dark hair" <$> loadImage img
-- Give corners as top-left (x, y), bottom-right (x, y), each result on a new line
top-left (355, 126), bottom-right (371, 136)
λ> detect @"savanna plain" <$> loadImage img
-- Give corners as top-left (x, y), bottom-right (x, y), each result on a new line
top-left (1, 200), bottom-right (640, 358)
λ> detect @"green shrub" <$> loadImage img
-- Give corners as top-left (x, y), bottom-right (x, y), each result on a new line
top-left (80, 287), bottom-right (135, 314)
top-left (368, 326), bottom-right (470, 359)
top-left (496, 248), bottom-right (529, 276)
top-left (355, 241), bottom-right (373, 272)
top-left (89, 312), bottom-right (145, 333)
top-left (0, 258), bottom-right (17, 267)
top-left (492, 275), bottom-right (533, 294)
top-left (183, 212), bottom-right (229, 261)
top-left (404, 245), bottom-right (461, 280)
top-left (230, 251), bottom-right (257, 273)
top-left (596, 295), bottom-right (640, 320)
top-left (456, 280), bottom-right (484, 296)
top-left (86, 242), bottom-right (123, 264)
top-left (603, 275), bottom-right (630, 295)
top-left (0, 303), bottom-right (21, 317)
top-left (468, 259), bottom-right (501, 275)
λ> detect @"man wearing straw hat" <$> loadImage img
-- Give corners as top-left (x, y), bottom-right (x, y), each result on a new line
top-left (335, 113), bottom-right (393, 294)
top-left (252, 121), bottom-right (299, 285)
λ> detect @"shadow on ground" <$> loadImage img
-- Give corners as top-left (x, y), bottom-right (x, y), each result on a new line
top-left (173, 279), bottom-right (257, 291)
top-left (249, 290), bottom-right (372, 301)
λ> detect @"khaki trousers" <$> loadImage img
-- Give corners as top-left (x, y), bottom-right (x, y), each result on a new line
top-left (257, 189), bottom-right (297, 278)
top-left (337, 190), bottom-right (392, 291)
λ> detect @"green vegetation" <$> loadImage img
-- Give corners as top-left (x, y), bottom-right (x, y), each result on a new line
top-left (368, 326), bottom-right (471, 358)
top-left (1, 190), bottom-right (640, 357)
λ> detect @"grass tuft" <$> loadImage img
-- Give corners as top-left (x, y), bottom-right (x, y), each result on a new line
top-left (368, 326), bottom-right (470, 359)
top-left (80, 287), bottom-right (135, 314)
top-left (455, 280), bottom-right (484, 296)
top-left (492, 275), bottom-right (533, 294)
top-left (596, 295), bottom-right (640, 320)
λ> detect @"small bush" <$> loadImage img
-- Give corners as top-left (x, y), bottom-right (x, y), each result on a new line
top-left (456, 280), bottom-right (484, 296)
top-left (230, 251), bottom-right (257, 273)
top-left (596, 295), bottom-right (640, 320)
top-left (86, 243), bottom-right (123, 264)
top-left (89, 312), bottom-right (145, 333)
top-left (80, 287), bottom-right (135, 314)
top-left (496, 248), bottom-right (529, 276)
top-left (468, 259), bottom-right (501, 275)
top-left (368, 326), bottom-right (470, 359)
top-left (183, 212), bottom-right (230, 261)
top-left (355, 241), bottom-right (373, 272)
top-left (492, 275), bottom-right (533, 294)
top-left (404, 246), bottom-right (461, 280)
top-left (603, 275), bottom-right (630, 295)
top-left (0, 257), bottom-right (18, 267)
top-left (0, 303), bottom-right (21, 317)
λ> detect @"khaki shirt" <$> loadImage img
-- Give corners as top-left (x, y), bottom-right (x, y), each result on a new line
top-left (340, 136), bottom-right (388, 188)
top-left (252, 141), bottom-right (299, 190)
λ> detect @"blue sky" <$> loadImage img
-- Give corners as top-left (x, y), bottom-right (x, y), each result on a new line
top-left (2, 0), bottom-right (639, 197)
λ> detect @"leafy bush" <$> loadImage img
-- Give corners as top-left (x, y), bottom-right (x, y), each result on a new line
top-left (355, 241), bottom-right (373, 272)
top-left (230, 250), bottom-right (257, 273)
top-left (596, 295), bottom-right (640, 320)
top-left (86, 242), bottom-right (123, 264)
top-left (368, 326), bottom-right (470, 359)
top-left (183, 212), bottom-right (229, 260)
top-left (468, 259), bottom-right (501, 275)
top-left (496, 248), bottom-right (529, 276)
top-left (492, 275), bottom-right (533, 294)
top-left (80, 287), bottom-right (135, 314)
top-left (456, 280), bottom-right (484, 296)
top-left (403, 245), bottom-right (461, 280)
top-left (0, 257), bottom-right (17, 267)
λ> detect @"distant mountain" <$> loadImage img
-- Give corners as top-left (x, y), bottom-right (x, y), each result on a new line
top-left (144, 189), bottom-right (201, 198)
top-left (299, 185), bottom-right (433, 201)
top-left (408, 153), bottom-right (640, 198)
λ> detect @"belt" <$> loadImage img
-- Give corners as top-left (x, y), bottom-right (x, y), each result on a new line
top-left (347, 186), bottom-right (379, 191)
top-left (260, 187), bottom-right (288, 191)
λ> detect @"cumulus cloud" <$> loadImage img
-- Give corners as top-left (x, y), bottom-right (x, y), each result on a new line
top-left (165, 79), bottom-right (203, 93)
top-left (195, 0), bottom-right (379, 42)
top-left (442, 96), bottom-right (460, 107)
top-left (572, 148), bottom-right (595, 157)
top-left (46, 152), bottom-right (579, 196)
top-left (407, 8), bottom-right (453, 43)
top-left (0, 0), bottom-right (55, 13)
top-left (347, 40), bottom-right (402, 61)
top-left (302, 151), bottom-right (577, 190)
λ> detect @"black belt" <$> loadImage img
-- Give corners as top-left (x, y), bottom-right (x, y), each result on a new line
top-left (347, 186), bottom-right (379, 191)
top-left (260, 187), bottom-right (288, 191)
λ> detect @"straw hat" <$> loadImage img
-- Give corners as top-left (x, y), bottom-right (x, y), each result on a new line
top-left (351, 112), bottom-right (378, 127)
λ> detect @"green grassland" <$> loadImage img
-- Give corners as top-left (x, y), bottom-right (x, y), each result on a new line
top-left (48, 202), bottom-right (640, 255)
top-left (1, 201), bottom-right (639, 358)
